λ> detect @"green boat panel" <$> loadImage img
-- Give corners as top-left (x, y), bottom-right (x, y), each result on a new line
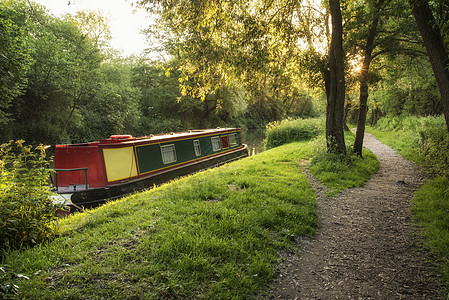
top-left (135, 131), bottom-right (242, 175)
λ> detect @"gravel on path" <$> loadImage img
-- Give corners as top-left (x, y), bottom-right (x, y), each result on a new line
top-left (269, 133), bottom-right (443, 299)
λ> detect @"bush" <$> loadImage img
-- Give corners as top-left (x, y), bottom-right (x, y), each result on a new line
top-left (373, 115), bottom-right (449, 176)
top-left (265, 118), bottom-right (323, 149)
top-left (0, 141), bottom-right (58, 254)
top-left (419, 126), bottom-right (449, 178)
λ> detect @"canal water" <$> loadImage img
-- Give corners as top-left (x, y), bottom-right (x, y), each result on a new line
top-left (242, 129), bottom-right (266, 156)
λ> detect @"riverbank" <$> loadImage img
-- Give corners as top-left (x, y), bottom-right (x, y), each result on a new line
top-left (5, 141), bottom-right (317, 299)
top-left (3, 135), bottom-right (379, 299)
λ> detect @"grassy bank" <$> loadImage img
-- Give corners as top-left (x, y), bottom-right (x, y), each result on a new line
top-left (368, 115), bottom-right (449, 292)
top-left (265, 117), bottom-right (380, 196)
top-left (3, 126), bottom-right (381, 299)
top-left (5, 142), bottom-right (318, 299)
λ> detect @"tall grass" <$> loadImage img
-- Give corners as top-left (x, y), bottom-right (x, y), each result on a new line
top-left (369, 115), bottom-right (449, 293)
top-left (370, 115), bottom-right (446, 163)
top-left (265, 118), bottom-right (323, 149)
top-left (411, 177), bottom-right (449, 287)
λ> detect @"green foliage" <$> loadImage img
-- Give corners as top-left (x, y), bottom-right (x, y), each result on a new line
top-left (419, 125), bottom-right (449, 178)
top-left (0, 141), bottom-right (58, 253)
top-left (76, 59), bottom-right (142, 142)
top-left (370, 55), bottom-right (440, 118)
top-left (372, 115), bottom-right (448, 168)
top-left (0, 0), bottom-right (33, 126)
top-left (3, 141), bottom-right (317, 299)
top-left (0, 0), bottom-right (326, 144)
top-left (64, 10), bottom-right (112, 53)
top-left (265, 118), bottom-right (324, 149)
top-left (137, 0), bottom-right (327, 123)
top-left (411, 176), bottom-right (449, 290)
top-left (1, 2), bottom-right (104, 144)
top-left (309, 134), bottom-right (380, 196)
top-left (132, 59), bottom-right (252, 132)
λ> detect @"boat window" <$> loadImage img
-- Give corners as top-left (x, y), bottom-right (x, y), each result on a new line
top-left (193, 140), bottom-right (201, 156)
top-left (211, 136), bottom-right (221, 151)
top-left (161, 144), bottom-right (177, 164)
top-left (229, 133), bottom-right (238, 147)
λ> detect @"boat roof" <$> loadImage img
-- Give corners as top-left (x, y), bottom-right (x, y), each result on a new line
top-left (56, 128), bottom-right (241, 148)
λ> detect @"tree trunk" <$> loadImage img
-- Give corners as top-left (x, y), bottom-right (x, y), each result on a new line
top-left (353, 3), bottom-right (382, 157)
top-left (326, 0), bottom-right (346, 155)
top-left (371, 107), bottom-right (380, 126)
top-left (410, 0), bottom-right (449, 132)
top-left (343, 97), bottom-right (351, 131)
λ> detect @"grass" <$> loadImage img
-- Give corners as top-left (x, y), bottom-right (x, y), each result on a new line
top-left (265, 117), bottom-right (323, 149)
top-left (4, 141), bottom-right (318, 300)
top-left (367, 115), bottom-right (447, 163)
top-left (411, 177), bottom-right (449, 285)
top-left (309, 132), bottom-right (380, 196)
top-left (368, 115), bottom-right (449, 293)
top-left (264, 118), bottom-right (381, 196)
top-left (3, 132), bottom-right (381, 299)
top-left (366, 127), bottom-right (420, 162)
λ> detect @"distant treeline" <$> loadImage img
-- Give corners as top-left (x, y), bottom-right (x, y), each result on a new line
top-left (1, 1), bottom-right (444, 146)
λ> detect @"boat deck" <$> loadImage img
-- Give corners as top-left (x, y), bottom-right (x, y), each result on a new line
top-left (57, 184), bottom-right (89, 194)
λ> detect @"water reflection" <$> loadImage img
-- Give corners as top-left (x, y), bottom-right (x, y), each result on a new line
top-left (243, 129), bottom-right (266, 156)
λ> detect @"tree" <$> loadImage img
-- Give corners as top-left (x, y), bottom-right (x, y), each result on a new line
top-left (352, 0), bottom-right (385, 156)
top-left (64, 10), bottom-right (113, 54)
top-left (410, 0), bottom-right (449, 132)
top-left (326, 0), bottom-right (347, 155)
top-left (77, 58), bottom-right (142, 141)
top-left (0, 1), bottom-right (32, 126)
top-left (131, 58), bottom-right (249, 132)
top-left (372, 55), bottom-right (440, 117)
top-left (138, 0), bottom-right (348, 152)
top-left (1, 2), bottom-right (103, 144)
top-left (344, 0), bottom-right (423, 156)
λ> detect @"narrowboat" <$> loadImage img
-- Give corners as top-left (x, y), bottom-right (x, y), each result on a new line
top-left (53, 128), bottom-right (248, 211)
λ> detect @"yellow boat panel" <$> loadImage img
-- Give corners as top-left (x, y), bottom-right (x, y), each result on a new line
top-left (103, 146), bottom-right (138, 182)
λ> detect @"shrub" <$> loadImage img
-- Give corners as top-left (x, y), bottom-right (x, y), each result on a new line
top-left (373, 115), bottom-right (448, 166)
top-left (419, 126), bottom-right (449, 178)
top-left (265, 118), bottom-right (323, 149)
top-left (0, 141), bottom-right (58, 254)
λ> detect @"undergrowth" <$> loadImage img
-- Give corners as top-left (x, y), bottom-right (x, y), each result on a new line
top-left (0, 141), bottom-right (58, 253)
top-left (265, 117), bottom-right (323, 149)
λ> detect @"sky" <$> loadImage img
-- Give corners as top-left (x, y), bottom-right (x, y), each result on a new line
top-left (33, 0), bottom-right (151, 56)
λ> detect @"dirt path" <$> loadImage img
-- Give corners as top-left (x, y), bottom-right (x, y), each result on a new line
top-left (269, 133), bottom-right (443, 299)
